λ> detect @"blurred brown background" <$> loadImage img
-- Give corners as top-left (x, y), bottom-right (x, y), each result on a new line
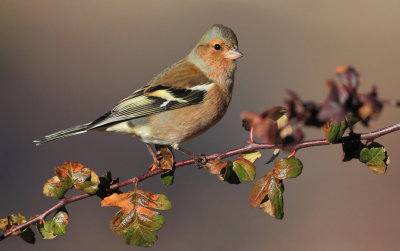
top-left (1, 1), bottom-right (400, 250)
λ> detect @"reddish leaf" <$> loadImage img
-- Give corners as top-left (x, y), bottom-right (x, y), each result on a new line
top-left (205, 159), bottom-right (229, 175)
top-left (241, 110), bottom-right (282, 144)
top-left (101, 190), bottom-right (171, 247)
top-left (249, 171), bottom-right (273, 208)
top-left (43, 162), bottom-right (100, 198)
top-left (336, 66), bottom-right (359, 91)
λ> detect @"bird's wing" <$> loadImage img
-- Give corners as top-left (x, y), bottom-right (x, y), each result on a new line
top-left (88, 80), bottom-right (213, 129)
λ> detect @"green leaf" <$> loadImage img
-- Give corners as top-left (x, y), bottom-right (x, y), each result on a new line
top-left (161, 169), bottom-right (175, 186)
top-left (223, 161), bottom-right (241, 184)
top-left (36, 222), bottom-right (57, 239)
top-left (273, 157), bottom-right (303, 179)
top-left (43, 175), bottom-right (73, 198)
top-left (123, 225), bottom-right (158, 247)
top-left (359, 142), bottom-right (390, 175)
top-left (43, 162), bottom-right (100, 198)
top-left (19, 227), bottom-right (35, 244)
top-left (101, 190), bottom-right (172, 247)
top-left (265, 178), bottom-right (284, 219)
top-left (50, 210), bottom-right (68, 235)
top-left (36, 208), bottom-right (69, 239)
top-left (232, 158), bottom-right (256, 182)
top-left (328, 120), bottom-right (348, 143)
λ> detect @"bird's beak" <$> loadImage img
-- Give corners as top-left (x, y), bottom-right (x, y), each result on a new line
top-left (224, 48), bottom-right (244, 60)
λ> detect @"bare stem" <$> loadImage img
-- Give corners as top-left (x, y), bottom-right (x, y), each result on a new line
top-left (1, 122), bottom-right (400, 241)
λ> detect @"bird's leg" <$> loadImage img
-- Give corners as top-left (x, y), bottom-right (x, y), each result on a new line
top-left (174, 145), bottom-right (207, 169)
top-left (146, 143), bottom-right (161, 167)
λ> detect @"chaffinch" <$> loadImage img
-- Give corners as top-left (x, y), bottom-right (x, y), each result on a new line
top-left (34, 24), bottom-right (243, 163)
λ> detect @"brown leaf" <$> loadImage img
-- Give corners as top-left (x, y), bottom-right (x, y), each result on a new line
top-left (205, 159), bottom-right (229, 175)
top-left (336, 66), bottom-right (359, 91)
top-left (241, 110), bottom-right (282, 144)
top-left (158, 146), bottom-right (174, 170)
top-left (249, 171), bottom-right (273, 208)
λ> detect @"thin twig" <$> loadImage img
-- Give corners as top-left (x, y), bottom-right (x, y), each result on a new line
top-left (1, 122), bottom-right (400, 241)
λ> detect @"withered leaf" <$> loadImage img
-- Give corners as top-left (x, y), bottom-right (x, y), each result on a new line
top-left (43, 162), bottom-right (100, 198)
top-left (336, 66), bottom-right (359, 91)
top-left (0, 213), bottom-right (35, 244)
top-left (156, 146), bottom-right (174, 170)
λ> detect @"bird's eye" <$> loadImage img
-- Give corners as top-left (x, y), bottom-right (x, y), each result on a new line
top-left (214, 44), bottom-right (221, 50)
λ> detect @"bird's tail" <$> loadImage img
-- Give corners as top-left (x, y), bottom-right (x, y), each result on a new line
top-left (34, 123), bottom-right (90, 146)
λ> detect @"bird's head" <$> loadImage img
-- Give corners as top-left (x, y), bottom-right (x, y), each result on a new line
top-left (188, 24), bottom-right (243, 81)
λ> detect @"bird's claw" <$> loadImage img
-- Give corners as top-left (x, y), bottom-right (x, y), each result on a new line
top-left (194, 154), bottom-right (207, 169)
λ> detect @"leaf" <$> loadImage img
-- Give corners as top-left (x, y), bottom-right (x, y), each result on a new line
top-left (0, 213), bottom-right (26, 235)
top-left (358, 86), bottom-right (383, 125)
top-left (231, 151), bottom-right (261, 182)
top-left (249, 172), bottom-right (272, 208)
top-left (223, 161), bottom-right (241, 184)
top-left (273, 157), bottom-right (303, 179)
top-left (336, 66), bottom-right (359, 91)
top-left (325, 119), bottom-right (348, 143)
top-left (242, 106), bottom-right (286, 131)
top-left (43, 162), bottom-right (100, 198)
top-left (285, 90), bottom-right (324, 127)
top-left (161, 169), bottom-right (175, 186)
top-left (342, 139), bottom-right (363, 162)
top-left (157, 146), bottom-right (174, 170)
top-left (0, 213), bottom-right (35, 244)
top-left (241, 110), bottom-right (282, 144)
top-left (318, 81), bottom-right (349, 123)
top-left (101, 190), bottom-right (172, 247)
top-left (359, 142), bottom-right (389, 175)
top-left (249, 172), bottom-right (284, 219)
top-left (36, 222), bottom-right (56, 239)
top-left (240, 151), bottom-right (262, 163)
top-left (20, 226), bottom-right (35, 244)
top-left (205, 159), bottom-right (229, 175)
top-left (265, 178), bottom-right (284, 219)
top-left (36, 209), bottom-right (69, 239)
top-left (97, 171), bottom-right (120, 199)
top-left (232, 158), bottom-right (256, 182)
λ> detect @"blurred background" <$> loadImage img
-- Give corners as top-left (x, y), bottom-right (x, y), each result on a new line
top-left (1, 0), bottom-right (400, 250)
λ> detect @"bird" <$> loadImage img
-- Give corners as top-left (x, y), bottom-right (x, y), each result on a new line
top-left (34, 24), bottom-right (243, 165)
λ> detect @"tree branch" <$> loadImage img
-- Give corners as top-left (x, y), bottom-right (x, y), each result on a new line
top-left (1, 122), bottom-right (400, 241)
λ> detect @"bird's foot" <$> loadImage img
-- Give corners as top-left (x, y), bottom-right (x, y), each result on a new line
top-left (193, 153), bottom-right (207, 170)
